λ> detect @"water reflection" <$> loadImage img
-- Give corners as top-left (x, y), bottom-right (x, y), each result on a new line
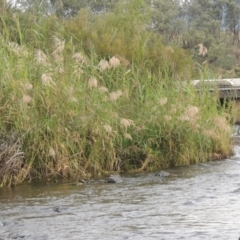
top-left (1, 153), bottom-right (240, 239)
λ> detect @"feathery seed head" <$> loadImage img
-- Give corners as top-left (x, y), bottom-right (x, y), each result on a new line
top-left (52, 36), bottom-right (65, 54)
top-left (103, 124), bottom-right (112, 133)
top-left (164, 115), bottom-right (172, 121)
top-left (49, 147), bottom-right (56, 158)
top-left (34, 49), bottom-right (49, 66)
top-left (73, 67), bottom-right (83, 75)
top-left (179, 115), bottom-right (190, 122)
top-left (98, 59), bottom-right (110, 71)
top-left (179, 105), bottom-right (199, 122)
top-left (23, 83), bottom-right (33, 91)
top-left (120, 118), bottom-right (133, 128)
top-left (22, 95), bottom-right (32, 104)
top-left (109, 90), bottom-right (122, 101)
top-left (9, 42), bottom-right (28, 57)
top-left (55, 66), bottom-right (64, 74)
top-left (72, 52), bottom-right (86, 64)
top-left (158, 97), bottom-right (168, 106)
top-left (41, 73), bottom-right (53, 86)
top-left (98, 86), bottom-right (108, 93)
top-left (191, 123), bottom-right (200, 131)
top-left (52, 52), bottom-right (64, 64)
top-left (88, 77), bottom-right (98, 88)
top-left (184, 106), bottom-right (199, 118)
top-left (68, 86), bottom-right (75, 95)
top-left (170, 105), bottom-right (177, 114)
top-left (124, 133), bottom-right (132, 140)
top-left (213, 116), bottom-right (230, 132)
top-left (70, 97), bottom-right (78, 103)
top-left (109, 56), bottom-right (120, 68)
top-left (203, 129), bottom-right (218, 140)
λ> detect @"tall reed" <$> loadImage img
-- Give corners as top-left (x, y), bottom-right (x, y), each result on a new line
top-left (0, 3), bottom-right (234, 187)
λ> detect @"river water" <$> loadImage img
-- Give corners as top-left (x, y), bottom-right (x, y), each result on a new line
top-left (1, 147), bottom-right (240, 240)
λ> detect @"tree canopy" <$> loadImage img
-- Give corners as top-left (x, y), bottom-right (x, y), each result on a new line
top-left (3, 0), bottom-right (240, 73)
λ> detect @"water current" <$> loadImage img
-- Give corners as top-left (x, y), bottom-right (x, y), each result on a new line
top-left (1, 146), bottom-right (240, 240)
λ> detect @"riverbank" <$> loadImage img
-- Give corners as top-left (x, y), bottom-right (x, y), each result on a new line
top-left (0, 49), bottom-right (234, 186)
top-left (0, 6), bottom-right (235, 187)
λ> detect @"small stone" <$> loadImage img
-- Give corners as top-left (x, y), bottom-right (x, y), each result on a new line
top-left (53, 207), bottom-right (61, 212)
top-left (107, 174), bottom-right (122, 183)
top-left (73, 182), bottom-right (83, 186)
top-left (79, 179), bottom-right (90, 184)
top-left (155, 171), bottom-right (170, 177)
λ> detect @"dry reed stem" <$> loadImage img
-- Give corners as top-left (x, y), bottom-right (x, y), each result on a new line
top-left (0, 134), bottom-right (26, 187)
top-left (140, 155), bottom-right (153, 171)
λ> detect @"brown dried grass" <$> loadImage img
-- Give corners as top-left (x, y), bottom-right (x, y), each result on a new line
top-left (0, 133), bottom-right (29, 187)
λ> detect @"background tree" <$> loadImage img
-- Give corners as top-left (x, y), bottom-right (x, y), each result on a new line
top-left (147, 0), bottom-right (184, 45)
top-left (16, 0), bottom-right (119, 17)
top-left (224, 0), bottom-right (240, 44)
top-left (8, 0), bottom-right (240, 74)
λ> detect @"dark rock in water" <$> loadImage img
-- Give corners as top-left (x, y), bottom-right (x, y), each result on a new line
top-left (72, 182), bottom-right (83, 186)
top-left (53, 206), bottom-right (68, 212)
top-left (97, 179), bottom-right (108, 183)
top-left (106, 174), bottom-right (122, 183)
top-left (72, 178), bottom-right (91, 186)
top-left (155, 171), bottom-right (170, 177)
top-left (9, 233), bottom-right (25, 239)
top-left (182, 201), bottom-right (194, 206)
top-left (53, 206), bottom-right (61, 213)
top-left (79, 178), bottom-right (90, 184)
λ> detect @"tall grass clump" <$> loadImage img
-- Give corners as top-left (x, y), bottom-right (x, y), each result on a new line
top-left (0, 1), bottom-right (234, 187)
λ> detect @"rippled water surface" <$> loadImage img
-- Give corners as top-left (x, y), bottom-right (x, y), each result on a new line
top-left (1, 146), bottom-right (240, 240)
